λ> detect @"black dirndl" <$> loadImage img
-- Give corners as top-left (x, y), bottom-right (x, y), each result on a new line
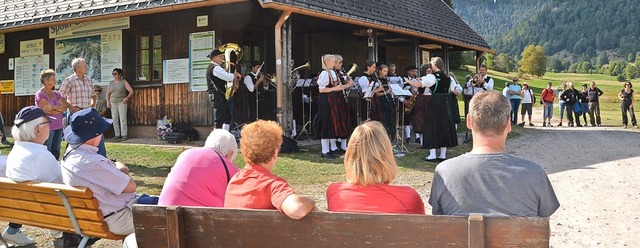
top-left (412, 94), bottom-right (430, 134)
top-left (450, 93), bottom-right (461, 124)
top-left (421, 72), bottom-right (458, 149)
top-left (315, 93), bottom-right (335, 139)
top-left (371, 95), bottom-right (397, 138)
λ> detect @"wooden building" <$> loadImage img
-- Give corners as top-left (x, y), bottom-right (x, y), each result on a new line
top-left (0, 0), bottom-right (491, 138)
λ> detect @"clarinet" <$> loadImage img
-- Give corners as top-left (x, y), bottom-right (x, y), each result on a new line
top-left (336, 69), bottom-right (349, 103)
top-left (373, 72), bottom-right (392, 103)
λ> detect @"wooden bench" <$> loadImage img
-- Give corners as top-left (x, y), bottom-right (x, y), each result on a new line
top-left (0, 177), bottom-right (125, 247)
top-left (133, 205), bottom-right (550, 248)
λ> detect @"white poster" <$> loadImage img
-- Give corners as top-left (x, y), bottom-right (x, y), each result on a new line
top-left (163, 58), bottom-right (190, 84)
top-left (189, 31), bottom-right (215, 92)
top-left (54, 30), bottom-right (122, 87)
top-left (14, 54), bottom-right (49, 96)
top-left (100, 31), bottom-right (123, 84)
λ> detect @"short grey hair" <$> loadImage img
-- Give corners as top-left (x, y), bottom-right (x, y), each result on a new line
top-left (469, 91), bottom-right (510, 136)
top-left (71, 58), bottom-right (86, 72)
top-left (430, 57), bottom-right (444, 71)
top-left (204, 129), bottom-right (238, 161)
top-left (11, 117), bottom-right (46, 142)
top-left (334, 54), bottom-right (343, 63)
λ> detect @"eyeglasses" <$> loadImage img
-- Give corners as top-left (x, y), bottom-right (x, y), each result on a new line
top-left (36, 121), bottom-right (50, 128)
top-left (95, 90), bottom-right (101, 92)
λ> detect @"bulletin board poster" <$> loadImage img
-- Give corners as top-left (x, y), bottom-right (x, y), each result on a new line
top-left (14, 54), bottom-right (49, 96)
top-left (163, 58), bottom-right (190, 84)
top-left (0, 80), bottom-right (14, 94)
top-left (54, 30), bottom-right (122, 87)
top-left (189, 31), bottom-right (215, 92)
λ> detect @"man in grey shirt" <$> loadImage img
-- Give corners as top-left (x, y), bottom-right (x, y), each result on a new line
top-left (428, 91), bottom-right (559, 217)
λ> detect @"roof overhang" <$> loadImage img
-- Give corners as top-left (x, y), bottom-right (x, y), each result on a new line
top-left (258, 1), bottom-right (493, 53)
top-left (0, 0), bottom-right (247, 34)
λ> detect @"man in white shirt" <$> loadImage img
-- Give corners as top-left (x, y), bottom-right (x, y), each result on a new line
top-left (243, 62), bottom-right (266, 121)
top-left (206, 49), bottom-right (242, 131)
top-left (3, 106), bottom-right (61, 246)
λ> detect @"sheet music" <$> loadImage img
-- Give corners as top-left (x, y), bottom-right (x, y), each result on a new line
top-left (389, 83), bottom-right (412, 96)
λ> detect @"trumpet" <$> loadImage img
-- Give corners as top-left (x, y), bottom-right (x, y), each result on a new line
top-left (291, 61), bottom-right (310, 74)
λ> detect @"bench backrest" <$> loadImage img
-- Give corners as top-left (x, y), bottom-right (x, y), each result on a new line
top-left (133, 205), bottom-right (550, 248)
top-left (0, 177), bottom-right (123, 239)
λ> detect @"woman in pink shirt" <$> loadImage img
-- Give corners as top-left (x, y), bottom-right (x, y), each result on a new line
top-left (327, 121), bottom-right (425, 214)
top-left (35, 69), bottom-right (71, 160)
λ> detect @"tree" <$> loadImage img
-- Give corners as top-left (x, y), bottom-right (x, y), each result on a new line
top-left (636, 51), bottom-right (640, 65)
top-left (625, 64), bottom-right (638, 79)
top-left (617, 74), bottom-right (626, 82)
top-left (484, 53), bottom-right (495, 69)
top-left (494, 53), bottom-right (515, 72)
top-left (628, 53), bottom-right (636, 63)
top-left (596, 52), bottom-right (609, 66)
top-left (519, 45), bottom-right (547, 77)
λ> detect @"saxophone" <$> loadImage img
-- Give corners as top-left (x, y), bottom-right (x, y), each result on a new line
top-left (219, 43), bottom-right (243, 100)
top-left (403, 77), bottom-right (419, 113)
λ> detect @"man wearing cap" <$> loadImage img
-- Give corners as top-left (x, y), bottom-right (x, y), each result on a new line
top-left (61, 108), bottom-right (137, 236)
top-left (206, 49), bottom-right (242, 131)
top-left (243, 62), bottom-right (266, 121)
top-left (2, 106), bottom-right (62, 246)
top-left (59, 58), bottom-right (107, 156)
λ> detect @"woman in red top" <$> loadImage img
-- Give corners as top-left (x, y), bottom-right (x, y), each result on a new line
top-left (326, 121), bottom-right (425, 214)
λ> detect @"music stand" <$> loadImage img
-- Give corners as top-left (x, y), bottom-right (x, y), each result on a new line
top-left (389, 83), bottom-right (413, 156)
top-left (296, 79), bottom-right (313, 141)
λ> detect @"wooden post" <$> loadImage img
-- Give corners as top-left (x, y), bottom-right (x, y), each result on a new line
top-left (468, 214), bottom-right (486, 248)
top-left (476, 51), bottom-right (486, 74)
top-left (166, 206), bottom-right (185, 248)
top-left (275, 11), bottom-right (292, 132)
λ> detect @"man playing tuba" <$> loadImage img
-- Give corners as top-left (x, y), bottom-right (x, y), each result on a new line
top-left (206, 49), bottom-right (242, 131)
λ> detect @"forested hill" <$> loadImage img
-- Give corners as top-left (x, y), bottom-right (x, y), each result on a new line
top-left (451, 0), bottom-right (547, 50)
top-left (453, 0), bottom-right (640, 58)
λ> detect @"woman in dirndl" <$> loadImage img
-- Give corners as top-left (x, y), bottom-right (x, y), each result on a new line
top-left (370, 64), bottom-right (396, 140)
top-left (331, 55), bottom-right (355, 152)
top-left (315, 54), bottom-right (348, 159)
top-left (411, 65), bottom-right (432, 145)
top-left (408, 57), bottom-right (458, 161)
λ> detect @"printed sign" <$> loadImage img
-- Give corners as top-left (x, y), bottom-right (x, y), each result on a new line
top-left (14, 55), bottom-right (49, 96)
top-left (20, 39), bottom-right (44, 57)
top-left (49, 17), bottom-right (129, 39)
top-left (189, 31), bottom-right (215, 92)
top-left (0, 80), bottom-right (14, 94)
top-left (0, 34), bottom-right (5, 54)
top-left (163, 59), bottom-right (190, 84)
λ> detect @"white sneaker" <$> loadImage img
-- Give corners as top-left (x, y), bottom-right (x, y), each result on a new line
top-left (2, 228), bottom-right (35, 246)
top-left (49, 229), bottom-right (63, 239)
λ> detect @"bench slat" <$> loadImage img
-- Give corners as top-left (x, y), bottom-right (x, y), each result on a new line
top-left (0, 216), bottom-right (124, 240)
top-left (133, 206), bottom-right (550, 248)
top-left (0, 177), bottom-right (93, 198)
top-left (0, 207), bottom-right (108, 234)
top-left (0, 198), bottom-right (103, 221)
top-left (0, 188), bottom-right (99, 209)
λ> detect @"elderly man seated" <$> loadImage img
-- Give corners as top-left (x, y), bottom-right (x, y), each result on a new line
top-left (159, 129), bottom-right (240, 207)
top-left (61, 108), bottom-right (137, 237)
top-left (2, 106), bottom-right (61, 246)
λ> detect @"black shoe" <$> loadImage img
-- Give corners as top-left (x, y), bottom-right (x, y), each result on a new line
top-left (321, 153), bottom-right (337, 159)
top-left (529, 123), bottom-right (534, 126)
top-left (437, 157), bottom-right (448, 162)
top-left (423, 157), bottom-right (438, 162)
top-left (543, 123), bottom-right (547, 127)
top-left (577, 124), bottom-right (583, 127)
top-left (406, 138), bottom-right (411, 144)
top-left (557, 122), bottom-right (562, 126)
top-left (330, 149), bottom-right (344, 155)
top-left (415, 138), bottom-right (420, 144)
top-left (518, 122), bottom-right (525, 127)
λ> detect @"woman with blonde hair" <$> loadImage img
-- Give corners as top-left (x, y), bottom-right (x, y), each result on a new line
top-left (326, 121), bottom-right (424, 214)
top-left (315, 54), bottom-right (349, 159)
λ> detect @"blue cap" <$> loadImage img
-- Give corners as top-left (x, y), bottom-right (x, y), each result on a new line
top-left (63, 108), bottom-right (112, 145)
top-left (14, 106), bottom-right (55, 127)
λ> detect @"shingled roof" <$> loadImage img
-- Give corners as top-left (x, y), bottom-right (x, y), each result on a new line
top-left (0, 0), bottom-right (220, 31)
top-left (259, 0), bottom-right (491, 52)
top-left (0, 0), bottom-right (490, 52)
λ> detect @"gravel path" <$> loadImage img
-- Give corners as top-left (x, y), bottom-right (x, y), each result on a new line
top-left (506, 109), bottom-right (640, 247)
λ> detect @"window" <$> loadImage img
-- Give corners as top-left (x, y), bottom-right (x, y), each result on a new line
top-left (136, 34), bottom-right (162, 82)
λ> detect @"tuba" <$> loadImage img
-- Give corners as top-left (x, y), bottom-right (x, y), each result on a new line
top-left (219, 43), bottom-right (243, 100)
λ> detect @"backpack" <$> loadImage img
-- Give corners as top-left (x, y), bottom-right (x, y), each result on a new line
top-left (572, 101), bottom-right (583, 115)
top-left (172, 125), bottom-right (200, 141)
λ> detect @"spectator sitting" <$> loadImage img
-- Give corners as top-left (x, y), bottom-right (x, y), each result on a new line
top-left (428, 91), bottom-right (560, 217)
top-left (92, 85), bottom-right (108, 117)
top-left (326, 121), bottom-right (425, 214)
top-left (2, 106), bottom-right (61, 246)
top-left (60, 108), bottom-right (138, 236)
top-left (158, 129), bottom-right (240, 207)
top-left (224, 120), bottom-right (316, 219)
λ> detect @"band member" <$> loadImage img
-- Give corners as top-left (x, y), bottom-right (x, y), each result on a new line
top-left (449, 72), bottom-right (463, 128)
top-left (411, 64), bottom-right (432, 145)
top-left (315, 54), bottom-right (347, 159)
top-left (332, 55), bottom-right (355, 152)
top-left (370, 64), bottom-right (396, 140)
top-left (206, 49), bottom-right (242, 131)
top-left (358, 60), bottom-right (377, 122)
top-left (388, 63), bottom-right (398, 77)
top-left (243, 62), bottom-right (266, 121)
top-left (402, 65), bottom-right (420, 143)
top-left (408, 57), bottom-right (458, 161)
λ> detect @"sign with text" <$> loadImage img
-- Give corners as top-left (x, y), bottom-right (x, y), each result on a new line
top-left (0, 80), bottom-right (14, 94)
top-left (49, 17), bottom-right (129, 39)
top-left (14, 54), bottom-right (49, 96)
top-left (163, 59), bottom-right (190, 84)
top-left (0, 34), bottom-right (5, 54)
top-left (189, 31), bottom-right (215, 92)
top-left (20, 39), bottom-right (44, 57)
top-left (55, 30), bottom-right (122, 86)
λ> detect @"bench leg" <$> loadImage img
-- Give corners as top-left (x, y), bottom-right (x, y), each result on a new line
top-left (78, 236), bottom-right (89, 248)
top-left (0, 234), bottom-right (12, 248)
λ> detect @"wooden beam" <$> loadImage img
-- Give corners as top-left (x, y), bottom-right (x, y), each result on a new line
top-left (468, 214), bottom-right (486, 248)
